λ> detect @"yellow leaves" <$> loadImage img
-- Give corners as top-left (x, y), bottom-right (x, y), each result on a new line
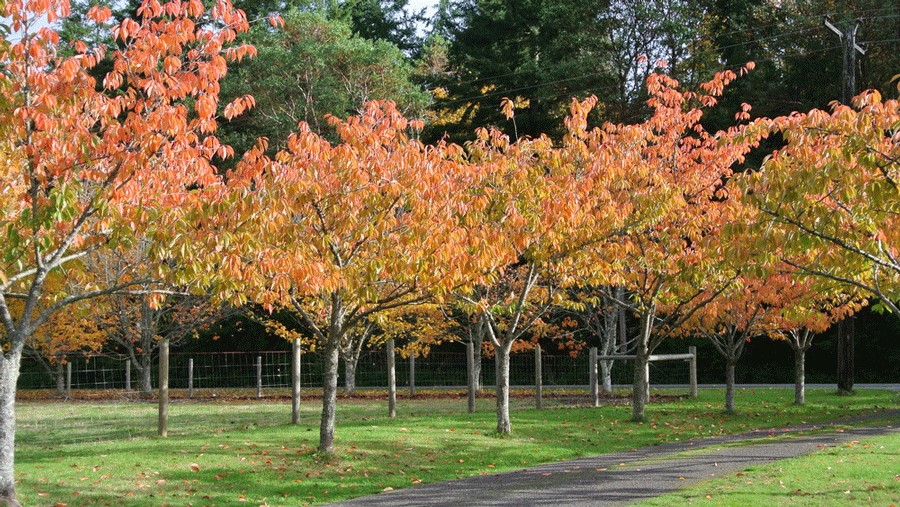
top-left (500, 97), bottom-right (515, 120)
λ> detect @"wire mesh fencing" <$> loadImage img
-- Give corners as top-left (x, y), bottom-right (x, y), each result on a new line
top-left (15, 347), bottom-right (700, 446)
top-left (16, 346), bottom-right (697, 404)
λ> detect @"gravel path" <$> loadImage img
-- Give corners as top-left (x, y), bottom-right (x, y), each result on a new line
top-left (329, 410), bottom-right (900, 506)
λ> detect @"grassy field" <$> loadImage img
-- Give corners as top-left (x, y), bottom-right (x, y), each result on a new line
top-left (15, 387), bottom-right (899, 506)
top-left (636, 430), bottom-right (900, 506)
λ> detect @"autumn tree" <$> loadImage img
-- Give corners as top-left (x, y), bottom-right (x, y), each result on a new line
top-left (0, 0), bottom-right (254, 503)
top-left (83, 245), bottom-right (235, 395)
top-left (453, 96), bottom-right (633, 434)
top-left (571, 66), bottom-right (769, 422)
top-left (204, 101), bottom-right (475, 453)
top-left (2, 275), bottom-right (105, 397)
top-left (22, 287), bottom-right (106, 397)
top-left (684, 270), bottom-right (789, 414)
top-left (741, 91), bottom-right (900, 317)
top-left (768, 273), bottom-right (865, 405)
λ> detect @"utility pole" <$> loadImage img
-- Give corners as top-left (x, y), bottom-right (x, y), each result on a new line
top-left (824, 17), bottom-right (865, 395)
top-left (824, 17), bottom-right (866, 104)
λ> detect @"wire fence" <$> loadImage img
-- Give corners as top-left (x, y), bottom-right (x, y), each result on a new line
top-left (17, 347), bottom-right (695, 399)
top-left (13, 347), bottom-right (697, 446)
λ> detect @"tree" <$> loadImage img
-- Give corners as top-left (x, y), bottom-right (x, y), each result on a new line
top-left (218, 10), bottom-right (430, 162)
top-left (685, 270), bottom-right (787, 414)
top-left (335, 0), bottom-right (423, 53)
top-left (768, 273), bottom-right (865, 405)
top-left (0, 0), bottom-right (253, 502)
top-left (455, 97), bottom-right (628, 434)
top-left (208, 101), bottom-right (475, 453)
top-left (74, 244), bottom-right (233, 395)
top-left (428, 0), bottom-right (619, 142)
top-left (21, 277), bottom-right (106, 397)
top-left (559, 286), bottom-right (630, 393)
top-left (573, 66), bottom-right (769, 421)
top-left (741, 91), bottom-right (900, 317)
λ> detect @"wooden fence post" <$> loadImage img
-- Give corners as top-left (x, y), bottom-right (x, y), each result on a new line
top-left (688, 346), bottom-right (698, 397)
top-left (256, 356), bottom-right (262, 398)
top-left (589, 347), bottom-right (599, 407)
top-left (387, 339), bottom-right (396, 418)
top-left (466, 340), bottom-right (476, 413)
top-left (66, 361), bottom-right (72, 398)
top-left (292, 339), bottom-right (302, 425)
top-left (125, 359), bottom-right (131, 394)
top-left (158, 338), bottom-right (170, 437)
top-left (409, 352), bottom-right (416, 397)
top-left (188, 358), bottom-right (194, 399)
top-left (535, 345), bottom-right (543, 410)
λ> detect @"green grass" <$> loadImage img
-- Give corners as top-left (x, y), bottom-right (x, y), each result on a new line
top-left (636, 431), bottom-right (900, 506)
top-left (15, 388), bottom-right (899, 506)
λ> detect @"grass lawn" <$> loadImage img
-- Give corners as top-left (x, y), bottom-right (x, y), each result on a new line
top-left (636, 430), bottom-right (900, 506)
top-left (15, 388), bottom-right (899, 506)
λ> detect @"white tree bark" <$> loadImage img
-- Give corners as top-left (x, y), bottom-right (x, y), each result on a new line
top-left (0, 346), bottom-right (23, 507)
top-left (724, 359), bottom-right (737, 414)
top-left (343, 355), bottom-right (358, 393)
top-left (794, 349), bottom-right (806, 405)
top-left (494, 343), bottom-right (512, 434)
top-left (319, 343), bottom-right (340, 453)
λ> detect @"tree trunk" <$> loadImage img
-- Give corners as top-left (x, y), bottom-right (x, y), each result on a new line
top-left (139, 354), bottom-right (153, 396)
top-left (600, 359), bottom-right (613, 394)
top-left (631, 349), bottom-right (650, 422)
top-left (54, 362), bottom-right (66, 398)
top-left (724, 359), bottom-right (736, 414)
top-left (319, 343), bottom-right (340, 453)
top-left (495, 344), bottom-right (511, 434)
top-left (0, 350), bottom-right (23, 507)
top-left (343, 355), bottom-right (358, 393)
top-left (466, 340), bottom-right (476, 413)
top-left (837, 317), bottom-right (854, 395)
top-left (472, 335), bottom-right (483, 391)
top-left (794, 348), bottom-right (806, 405)
top-left (631, 313), bottom-right (651, 422)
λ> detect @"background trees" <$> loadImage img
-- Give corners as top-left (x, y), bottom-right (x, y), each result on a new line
top-left (218, 9), bottom-right (430, 162)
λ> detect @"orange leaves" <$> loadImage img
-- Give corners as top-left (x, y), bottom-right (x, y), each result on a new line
top-left (196, 94), bottom-right (217, 119)
top-left (223, 95), bottom-right (255, 120)
top-left (268, 14), bottom-right (285, 29)
top-left (86, 4), bottom-right (112, 23)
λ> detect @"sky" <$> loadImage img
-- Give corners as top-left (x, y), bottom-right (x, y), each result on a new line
top-left (407, 0), bottom-right (438, 18)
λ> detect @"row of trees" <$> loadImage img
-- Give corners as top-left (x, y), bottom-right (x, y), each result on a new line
top-left (1, 1), bottom-right (897, 506)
